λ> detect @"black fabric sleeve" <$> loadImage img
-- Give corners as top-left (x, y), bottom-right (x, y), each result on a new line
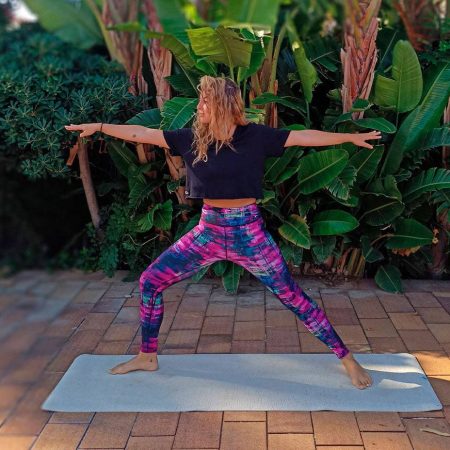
top-left (261, 125), bottom-right (291, 157)
top-left (162, 128), bottom-right (193, 157)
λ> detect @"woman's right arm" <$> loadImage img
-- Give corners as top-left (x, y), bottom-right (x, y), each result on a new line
top-left (64, 122), bottom-right (169, 147)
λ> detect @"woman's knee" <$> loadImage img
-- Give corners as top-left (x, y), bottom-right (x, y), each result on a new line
top-left (139, 269), bottom-right (159, 296)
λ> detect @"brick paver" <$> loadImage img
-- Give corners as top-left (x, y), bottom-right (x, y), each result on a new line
top-left (79, 412), bottom-right (136, 448)
top-left (32, 423), bottom-right (88, 450)
top-left (312, 411), bottom-right (362, 446)
top-left (1, 269), bottom-right (450, 448)
top-left (220, 422), bottom-right (266, 450)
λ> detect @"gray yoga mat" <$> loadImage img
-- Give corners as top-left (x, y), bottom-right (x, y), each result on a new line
top-left (41, 353), bottom-right (442, 412)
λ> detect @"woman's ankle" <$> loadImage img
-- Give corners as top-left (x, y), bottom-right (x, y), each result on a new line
top-left (341, 351), bottom-right (353, 361)
top-left (138, 350), bottom-right (158, 359)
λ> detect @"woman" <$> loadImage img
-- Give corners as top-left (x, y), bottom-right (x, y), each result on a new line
top-left (66, 75), bottom-right (380, 389)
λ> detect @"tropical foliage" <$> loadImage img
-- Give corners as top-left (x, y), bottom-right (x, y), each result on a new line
top-left (2, 0), bottom-right (449, 293)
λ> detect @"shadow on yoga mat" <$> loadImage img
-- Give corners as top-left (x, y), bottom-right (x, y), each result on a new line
top-left (42, 353), bottom-right (442, 412)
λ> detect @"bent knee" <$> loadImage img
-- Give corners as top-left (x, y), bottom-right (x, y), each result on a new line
top-left (139, 271), bottom-right (159, 294)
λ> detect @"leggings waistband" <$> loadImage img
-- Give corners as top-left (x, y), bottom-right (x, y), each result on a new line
top-left (200, 202), bottom-right (261, 226)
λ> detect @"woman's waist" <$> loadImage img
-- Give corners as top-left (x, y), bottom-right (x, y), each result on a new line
top-left (200, 201), bottom-right (262, 226)
top-left (203, 198), bottom-right (256, 208)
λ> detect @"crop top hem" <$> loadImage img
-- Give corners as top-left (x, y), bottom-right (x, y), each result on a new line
top-left (185, 191), bottom-right (264, 200)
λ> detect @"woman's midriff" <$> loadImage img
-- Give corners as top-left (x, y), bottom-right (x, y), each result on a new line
top-left (203, 198), bottom-right (257, 207)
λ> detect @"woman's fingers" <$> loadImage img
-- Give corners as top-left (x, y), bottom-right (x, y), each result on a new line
top-left (64, 124), bottom-right (93, 137)
top-left (64, 124), bottom-right (83, 131)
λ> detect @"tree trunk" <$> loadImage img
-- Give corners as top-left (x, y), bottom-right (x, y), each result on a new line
top-left (77, 139), bottom-right (104, 239)
top-left (341, 0), bottom-right (381, 119)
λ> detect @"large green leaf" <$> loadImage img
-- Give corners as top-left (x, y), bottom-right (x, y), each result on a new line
top-left (260, 199), bottom-right (284, 221)
top-left (237, 33), bottom-right (269, 82)
top-left (144, 28), bottom-right (217, 75)
top-left (136, 200), bottom-right (173, 233)
top-left (402, 167), bottom-right (450, 203)
top-left (285, 15), bottom-right (318, 104)
top-left (127, 166), bottom-right (158, 209)
top-left (325, 165), bottom-right (357, 200)
top-left (153, 200), bottom-right (173, 231)
top-left (310, 210), bottom-right (359, 236)
top-left (165, 73), bottom-right (198, 97)
top-left (419, 127), bottom-right (450, 151)
top-left (373, 40), bottom-right (422, 113)
top-left (265, 146), bottom-right (301, 183)
top-left (274, 165), bottom-right (301, 185)
top-left (298, 149), bottom-right (349, 194)
top-left (311, 236), bottom-right (336, 263)
top-left (24, 0), bottom-right (102, 49)
top-left (222, 0), bottom-right (283, 31)
top-left (212, 261), bottom-right (228, 276)
top-left (222, 262), bottom-right (244, 294)
top-left (366, 175), bottom-right (402, 201)
top-left (161, 97), bottom-right (198, 130)
top-left (108, 141), bottom-right (141, 179)
top-left (191, 265), bottom-right (210, 282)
top-left (360, 236), bottom-right (384, 263)
top-left (187, 26), bottom-right (252, 70)
top-left (329, 115), bottom-right (396, 134)
top-left (385, 218), bottom-right (433, 249)
top-left (381, 62), bottom-right (450, 174)
top-left (375, 265), bottom-right (403, 293)
top-left (304, 34), bottom-right (340, 73)
top-left (431, 189), bottom-right (450, 222)
top-left (157, 32), bottom-right (196, 69)
top-left (360, 175), bottom-right (404, 225)
top-left (152, 0), bottom-right (190, 44)
top-left (280, 241), bottom-right (303, 266)
top-left (136, 210), bottom-right (156, 233)
top-left (126, 109), bottom-right (162, 128)
top-left (278, 214), bottom-right (311, 249)
top-left (361, 197), bottom-right (404, 226)
top-left (349, 145), bottom-right (384, 183)
top-left (329, 190), bottom-right (360, 208)
top-left (352, 118), bottom-right (397, 133)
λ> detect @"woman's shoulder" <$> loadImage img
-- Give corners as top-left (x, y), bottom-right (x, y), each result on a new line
top-left (246, 122), bottom-right (280, 131)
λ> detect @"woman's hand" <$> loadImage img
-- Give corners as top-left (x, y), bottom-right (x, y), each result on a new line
top-left (65, 123), bottom-right (101, 137)
top-left (349, 130), bottom-right (382, 149)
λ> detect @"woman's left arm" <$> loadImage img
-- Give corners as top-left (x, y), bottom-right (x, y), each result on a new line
top-left (284, 129), bottom-right (382, 149)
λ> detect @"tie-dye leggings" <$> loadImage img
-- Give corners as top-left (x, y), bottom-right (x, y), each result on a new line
top-left (139, 202), bottom-right (350, 359)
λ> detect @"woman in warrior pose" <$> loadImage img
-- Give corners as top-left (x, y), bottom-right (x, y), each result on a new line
top-left (66, 75), bottom-right (380, 389)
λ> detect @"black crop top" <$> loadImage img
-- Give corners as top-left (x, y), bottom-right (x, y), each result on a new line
top-left (162, 122), bottom-right (291, 199)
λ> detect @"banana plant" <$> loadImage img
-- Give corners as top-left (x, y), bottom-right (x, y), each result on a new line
top-left (120, 1), bottom-right (285, 293)
top-left (23, 0), bottom-right (103, 49)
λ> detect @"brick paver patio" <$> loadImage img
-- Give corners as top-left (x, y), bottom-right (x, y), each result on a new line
top-left (1, 269), bottom-right (450, 449)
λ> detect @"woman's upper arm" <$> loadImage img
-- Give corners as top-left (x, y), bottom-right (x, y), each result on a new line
top-left (284, 130), bottom-right (297, 147)
top-left (142, 128), bottom-right (169, 147)
top-left (284, 129), bottom-right (312, 147)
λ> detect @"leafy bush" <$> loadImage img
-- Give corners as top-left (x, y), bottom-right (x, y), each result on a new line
top-left (0, 23), bottom-right (146, 179)
top-left (0, 23), bottom-right (152, 274)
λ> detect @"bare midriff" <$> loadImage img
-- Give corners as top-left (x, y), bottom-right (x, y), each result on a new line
top-left (203, 198), bottom-right (257, 207)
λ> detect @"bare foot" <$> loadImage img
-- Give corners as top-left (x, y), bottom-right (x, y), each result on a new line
top-left (340, 352), bottom-right (373, 389)
top-left (109, 351), bottom-right (159, 375)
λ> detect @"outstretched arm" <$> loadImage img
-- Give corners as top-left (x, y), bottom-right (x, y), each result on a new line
top-left (65, 123), bottom-right (169, 147)
top-left (284, 129), bottom-right (382, 149)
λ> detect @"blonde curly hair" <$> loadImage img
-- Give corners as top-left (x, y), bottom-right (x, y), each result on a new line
top-left (191, 75), bottom-right (248, 167)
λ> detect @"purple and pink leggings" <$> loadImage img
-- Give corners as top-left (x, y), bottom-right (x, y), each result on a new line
top-left (139, 202), bottom-right (350, 359)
